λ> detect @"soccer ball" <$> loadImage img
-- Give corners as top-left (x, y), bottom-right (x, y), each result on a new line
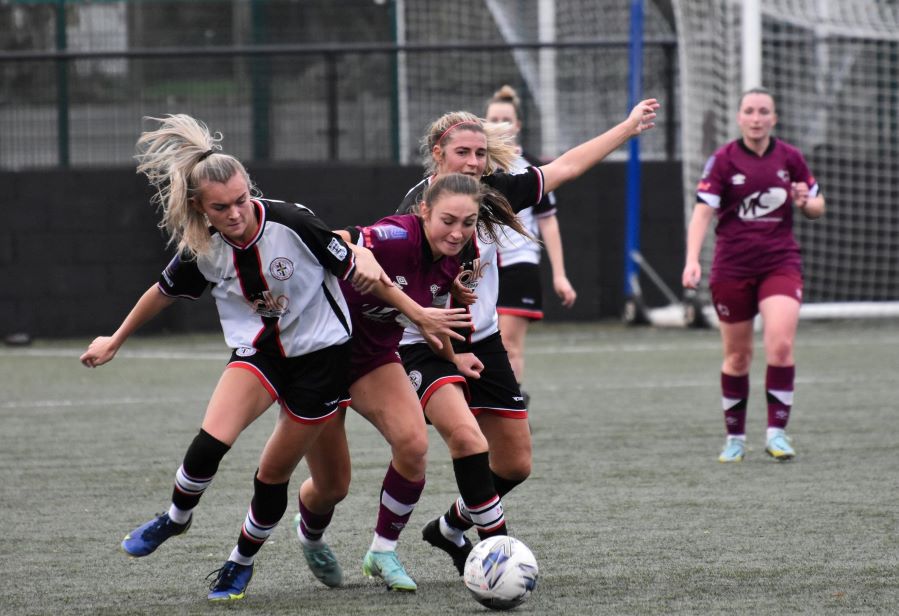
top-left (463, 536), bottom-right (538, 610)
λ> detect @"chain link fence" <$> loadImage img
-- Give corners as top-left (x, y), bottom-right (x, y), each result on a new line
top-left (0, 0), bottom-right (678, 170)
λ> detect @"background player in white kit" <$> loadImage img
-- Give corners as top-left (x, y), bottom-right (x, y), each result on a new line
top-left (485, 85), bottom-right (577, 408)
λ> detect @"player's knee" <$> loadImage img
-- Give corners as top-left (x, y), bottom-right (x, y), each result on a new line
top-left (499, 465), bottom-right (530, 486)
top-left (505, 343), bottom-right (520, 358)
top-left (507, 457), bottom-right (531, 482)
top-left (492, 452), bottom-right (531, 483)
top-left (767, 339), bottom-right (794, 365)
top-left (445, 423), bottom-right (489, 457)
top-left (319, 480), bottom-right (350, 506)
top-left (308, 469), bottom-right (351, 504)
top-left (724, 351), bottom-right (752, 374)
top-left (393, 434), bottom-right (429, 473)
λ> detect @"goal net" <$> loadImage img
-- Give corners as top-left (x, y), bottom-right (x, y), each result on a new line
top-left (671, 0), bottom-right (899, 319)
top-left (397, 0), bottom-right (675, 163)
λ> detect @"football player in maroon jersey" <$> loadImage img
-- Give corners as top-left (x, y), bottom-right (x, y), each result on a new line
top-left (289, 173), bottom-right (525, 592)
top-left (682, 88), bottom-right (825, 463)
top-left (397, 98), bottom-right (659, 575)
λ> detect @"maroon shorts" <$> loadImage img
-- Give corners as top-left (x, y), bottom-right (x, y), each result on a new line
top-left (710, 268), bottom-right (803, 323)
top-left (349, 347), bottom-right (402, 385)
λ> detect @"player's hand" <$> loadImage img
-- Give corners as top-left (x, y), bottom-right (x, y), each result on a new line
top-left (682, 261), bottom-right (701, 289)
top-left (414, 308), bottom-right (473, 348)
top-left (454, 352), bottom-right (484, 379)
top-left (791, 181), bottom-right (810, 208)
top-left (451, 268), bottom-right (478, 306)
top-left (349, 244), bottom-right (392, 294)
top-left (554, 275), bottom-right (577, 308)
top-left (80, 336), bottom-right (119, 368)
top-left (628, 98), bottom-right (660, 135)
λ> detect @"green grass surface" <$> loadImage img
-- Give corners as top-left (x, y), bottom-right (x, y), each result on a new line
top-left (1, 321), bottom-right (897, 615)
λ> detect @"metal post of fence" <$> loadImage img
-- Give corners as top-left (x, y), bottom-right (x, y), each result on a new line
top-left (389, 0), bottom-right (400, 162)
top-left (55, 0), bottom-right (70, 167)
top-left (325, 53), bottom-right (339, 160)
top-left (665, 43), bottom-right (676, 161)
top-left (251, 0), bottom-right (271, 161)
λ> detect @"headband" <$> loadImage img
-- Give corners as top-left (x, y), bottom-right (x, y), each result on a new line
top-left (436, 121), bottom-right (480, 145)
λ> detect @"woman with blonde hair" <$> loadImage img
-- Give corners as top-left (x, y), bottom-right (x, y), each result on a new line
top-left (80, 114), bottom-right (469, 601)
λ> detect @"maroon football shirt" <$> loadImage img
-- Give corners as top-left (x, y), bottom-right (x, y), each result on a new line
top-left (696, 138), bottom-right (819, 283)
top-left (339, 214), bottom-right (459, 376)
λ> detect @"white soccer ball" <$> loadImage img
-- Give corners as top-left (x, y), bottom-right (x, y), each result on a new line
top-left (463, 536), bottom-right (538, 610)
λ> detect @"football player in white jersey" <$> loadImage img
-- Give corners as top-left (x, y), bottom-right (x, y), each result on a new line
top-left (79, 115), bottom-right (470, 601)
top-left (485, 84), bottom-right (578, 408)
top-left (398, 98), bottom-right (659, 574)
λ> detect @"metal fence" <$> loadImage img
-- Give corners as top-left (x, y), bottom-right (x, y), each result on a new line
top-left (0, 0), bottom-right (679, 170)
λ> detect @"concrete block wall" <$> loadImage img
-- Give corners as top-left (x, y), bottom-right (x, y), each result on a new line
top-left (1, 161), bottom-right (683, 339)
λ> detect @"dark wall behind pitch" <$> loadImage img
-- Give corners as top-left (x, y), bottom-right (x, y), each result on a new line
top-left (1, 162), bottom-right (683, 339)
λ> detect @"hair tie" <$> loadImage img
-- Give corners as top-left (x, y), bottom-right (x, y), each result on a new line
top-left (198, 148), bottom-right (216, 161)
top-left (436, 121), bottom-right (479, 145)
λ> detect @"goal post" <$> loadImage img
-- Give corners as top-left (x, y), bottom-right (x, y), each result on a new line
top-left (671, 0), bottom-right (899, 320)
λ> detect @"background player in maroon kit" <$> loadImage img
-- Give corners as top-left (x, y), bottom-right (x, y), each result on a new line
top-left (290, 173), bottom-right (523, 592)
top-left (79, 114), bottom-right (469, 602)
top-left (397, 98), bottom-right (659, 575)
top-left (485, 85), bottom-right (577, 408)
top-left (681, 88), bottom-right (825, 463)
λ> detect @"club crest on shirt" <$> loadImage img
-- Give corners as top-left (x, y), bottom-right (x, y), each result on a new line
top-left (327, 237), bottom-right (348, 261)
top-left (395, 275), bottom-right (408, 288)
top-left (372, 225), bottom-right (409, 241)
top-left (408, 370), bottom-right (423, 392)
top-left (777, 169), bottom-right (790, 183)
top-left (269, 257), bottom-right (294, 280)
top-left (739, 187), bottom-right (788, 220)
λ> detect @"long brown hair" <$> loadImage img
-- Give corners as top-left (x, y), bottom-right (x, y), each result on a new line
top-left (419, 173), bottom-right (531, 245)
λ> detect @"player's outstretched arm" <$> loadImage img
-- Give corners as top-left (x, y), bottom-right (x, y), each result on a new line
top-left (539, 98), bottom-right (660, 194)
top-left (80, 285), bottom-right (175, 368)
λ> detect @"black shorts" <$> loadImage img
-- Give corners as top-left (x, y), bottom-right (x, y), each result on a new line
top-left (227, 341), bottom-right (352, 423)
top-left (400, 332), bottom-right (528, 419)
top-left (497, 262), bottom-right (544, 320)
